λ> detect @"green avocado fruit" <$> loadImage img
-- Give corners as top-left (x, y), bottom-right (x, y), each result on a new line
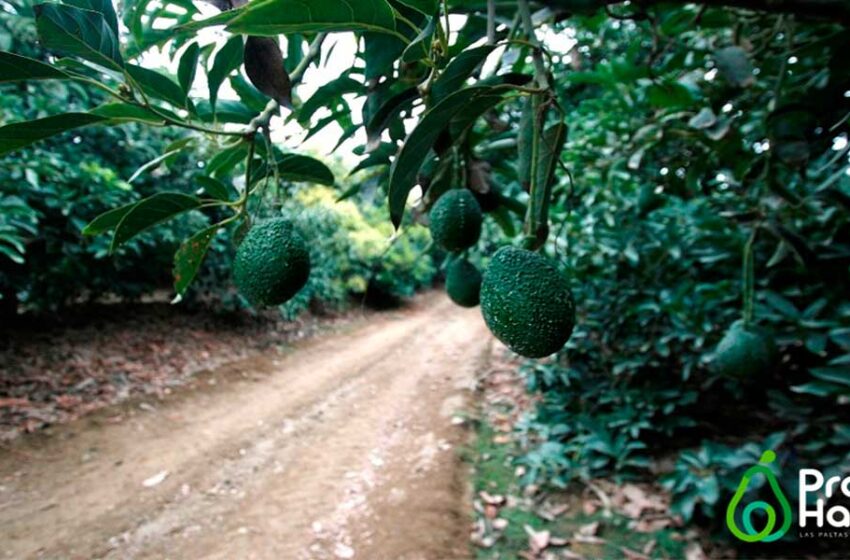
top-left (233, 218), bottom-right (311, 307)
top-left (480, 246), bottom-right (575, 358)
top-left (713, 320), bottom-right (777, 378)
top-left (429, 189), bottom-right (483, 252)
top-left (638, 184), bottom-right (663, 216)
top-left (446, 258), bottom-right (482, 308)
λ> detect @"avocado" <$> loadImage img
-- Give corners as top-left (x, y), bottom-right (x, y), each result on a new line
top-left (638, 184), bottom-right (663, 216)
top-left (713, 320), bottom-right (777, 378)
top-left (233, 218), bottom-right (310, 307)
top-left (446, 258), bottom-right (482, 308)
top-left (429, 189), bottom-right (483, 252)
top-left (480, 246), bottom-right (575, 358)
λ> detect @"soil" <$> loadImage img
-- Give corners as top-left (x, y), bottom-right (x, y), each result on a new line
top-left (0, 293), bottom-right (491, 559)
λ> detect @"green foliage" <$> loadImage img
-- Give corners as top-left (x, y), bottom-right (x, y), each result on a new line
top-left (660, 437), bottom-right (786, 524)
top-left (275, 186), bottom-right (436, 317)
top-left (468, 421), bottom-right (687, 560)
top-left (3, 0), bottom-right (850, 547)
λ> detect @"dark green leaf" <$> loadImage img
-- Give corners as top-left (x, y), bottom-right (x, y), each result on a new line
top-left (64, 0), bottom-right (119, 35)
top-left (646, 81), bottom-right (696, 109)
top-left (0, 51), bottom-right (70, 82)
top-left (195, 176), bottom-right (234, 201)
top-left (810, 366), bottom-right (850, 387)
top-left (299, 75), bottom-right (363, 125)
top-left (208, 35), bottom-right (243, 112)
top-left (90, 102), bottom-right (179, 124)
top-left (400, 15), bottom-right (435, 63)
top-left (0, 113), bottom-right (108, 156)
top-left (178, 42), bottom-right (200, 95)
top-left (365, 86), bottom-right (418, 146)
top-left (446, 73), bottom-right (531, 139)
top-left (363, 33), bottom-right (405, 81)
top-left (430, 45), bottom-right (494, 103)
top-left (277, 153), bottom-right (335, 185)
top-left (82, 202), bottom-right (137, 235)
top-left (388, 83), bottom-right (521, 227)
top-left (395, 0), bottom-right (437, 14)
top-left (127, 146), bottom-right (186, 183)
top-left (791, 381), bottom-right (845, 397)
top-left (349, 142), bottom-right (396, 175)
top-left (33, 2), bottom-right (124, 70)
top-left (336, 183), bottom-right (362, 202)
top-left (195, 99), bottom-right (255, 124)
top-left (516, 94), bottom-right (535, 188)
top-left (206, 143), bottom-right (248, 177)
top-left (536, 120), bottom-right (568, 191)
top-left (230, 74), bottom-right (270, 112)
top-left (126, 63), bottom-right (186, 107)
top-left (111, 192), bottom-right (201, 252)
top-left (173, 224), bottom-right (220, 296)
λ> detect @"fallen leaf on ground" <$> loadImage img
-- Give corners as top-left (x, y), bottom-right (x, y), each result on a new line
top-left (620, 483), bottom-right (667, 518)
top-left (479, 491), bottom-right (506, 505)
top-left (685, 542), bottom-right (708, 560)
top-left (577, 521), bottom-right (599, 536)
top-left (525, 524), bottom-right (551, 553)
top-left (538, 501), bottom-right (570, 521)
top-left (621, 546), bottom-right (650, 560)
top-left (142, 470), bottom-right (169, 488)
top-left (333, 543), bottom-right (354, 559)
top-left (573, 535), bottom-right (605, 545)
top-left (0, 398), bottom-right (30, 408)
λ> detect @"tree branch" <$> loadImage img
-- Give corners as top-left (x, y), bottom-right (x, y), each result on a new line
top-left (517, 0), bottom-right (550, 89)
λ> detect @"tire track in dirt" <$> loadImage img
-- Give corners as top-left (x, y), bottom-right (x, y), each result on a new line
top-left (0, 294), bottom-right (490, 559)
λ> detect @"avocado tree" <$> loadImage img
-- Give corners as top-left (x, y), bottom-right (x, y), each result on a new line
top-left (0, 0), bottom-right (847, 360)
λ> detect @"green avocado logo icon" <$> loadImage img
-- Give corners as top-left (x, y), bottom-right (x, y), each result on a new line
top-left (726, 450), bottom-right (792, 542)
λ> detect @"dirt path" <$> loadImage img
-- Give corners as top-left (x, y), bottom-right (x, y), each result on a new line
top-left (0, 294), bottom-right (491, 560)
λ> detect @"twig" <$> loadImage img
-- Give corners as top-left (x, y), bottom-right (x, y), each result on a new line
top-left (487, 0), bottom-right (497, 45)
top-left (516, 0), bottom-right (550, 90)
top-left (584, 480), bottom-right (613, 517)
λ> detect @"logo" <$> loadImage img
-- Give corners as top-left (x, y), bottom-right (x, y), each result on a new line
top-left (726, 450), bottom-right (793, 542)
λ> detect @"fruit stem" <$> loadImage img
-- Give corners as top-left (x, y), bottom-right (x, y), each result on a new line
top-left (742, 225), bottom-right (759, 326)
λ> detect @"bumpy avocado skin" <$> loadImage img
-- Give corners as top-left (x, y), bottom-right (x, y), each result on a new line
top-left (446, 258), bottom-right (482, 308)
top-left (429, 189), bottom-right (483, 252)
top-left (480, 246), bottom-right (575, 358)
top-left (233, 218), bottom-right (311, 307)
top-left (713, 320), bottom-right (777, 378)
